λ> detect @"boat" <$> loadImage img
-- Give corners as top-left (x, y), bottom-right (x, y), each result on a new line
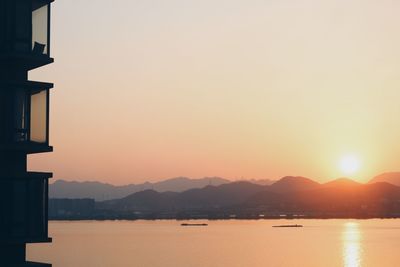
top-left (272, 224), bottom-right (303, 228)
top-left (181, 223), bottom-right (208, 226)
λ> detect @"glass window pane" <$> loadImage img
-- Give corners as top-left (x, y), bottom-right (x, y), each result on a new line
top-left (32, 5), bottom-right (48, 55)
top-left (14, 89), bottom-right (28, 142)
top-left (30, 90), bottom-right (47, 143)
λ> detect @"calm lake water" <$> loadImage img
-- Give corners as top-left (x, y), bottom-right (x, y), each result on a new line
top-left (27, 219), bottom-right (400, 267)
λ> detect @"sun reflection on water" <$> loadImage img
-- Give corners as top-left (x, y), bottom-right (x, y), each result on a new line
top-left (342, 222), bottom-right (362, 267)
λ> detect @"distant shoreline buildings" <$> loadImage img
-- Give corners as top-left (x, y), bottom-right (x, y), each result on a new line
top-left (48, 175), bottom-right (400, 220)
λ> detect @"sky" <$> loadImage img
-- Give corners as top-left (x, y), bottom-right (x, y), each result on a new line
top-left (29, 0), bottom-right (400, 184)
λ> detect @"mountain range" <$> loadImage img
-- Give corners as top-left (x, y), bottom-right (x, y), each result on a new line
top-left (50, 177), bottom-right (276, 201)
top-left (49, 172), bottom-right (400, 219)
top-left (50, 172), bottom-right (400, 201)
top-left (94, 174), bottom-right (400, 219)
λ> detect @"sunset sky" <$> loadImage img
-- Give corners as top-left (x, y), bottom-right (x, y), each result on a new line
top-left (29, 0), bottom-right (400, 184)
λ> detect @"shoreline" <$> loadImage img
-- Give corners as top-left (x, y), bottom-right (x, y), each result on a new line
top-left (49, 216), bottom-right (400, 221)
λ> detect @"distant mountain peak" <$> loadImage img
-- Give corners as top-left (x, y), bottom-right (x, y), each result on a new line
top-left (369, 172), bottom-right (400, 187)
top-left (269, 176), bottom-right (320, 192)
top-left (323, 178), bottom-right (361, 187)
top-left (278, 176), bottom-right (315, 182)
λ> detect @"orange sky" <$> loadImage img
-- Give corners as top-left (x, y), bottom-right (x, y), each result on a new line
top-left (29, 0), bottom-right (400, 185)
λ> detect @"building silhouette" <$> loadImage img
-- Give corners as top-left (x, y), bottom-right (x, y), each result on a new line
top-left (0, 0), bottom-right (54, 266)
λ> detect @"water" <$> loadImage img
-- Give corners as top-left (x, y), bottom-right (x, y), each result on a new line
top-left (27, 219), bottom-right (400, 267)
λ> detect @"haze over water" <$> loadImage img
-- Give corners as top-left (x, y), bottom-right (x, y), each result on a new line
top-left (28, 220), bottom-right (400, 267)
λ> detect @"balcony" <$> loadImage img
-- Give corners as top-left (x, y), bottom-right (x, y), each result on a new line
top-left (0, 81), bottom-right (53, 154)
top-left (0, 175), bottom-right (50, 243)
top-left (0, 0), bottom-right (53, 70)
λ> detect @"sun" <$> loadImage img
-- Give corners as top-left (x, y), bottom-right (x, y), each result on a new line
top-left (339, 155), bottom-right (361, 175)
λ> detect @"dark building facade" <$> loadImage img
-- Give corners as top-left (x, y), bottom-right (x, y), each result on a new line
top-left (0, 0), bottom-right (54, 266)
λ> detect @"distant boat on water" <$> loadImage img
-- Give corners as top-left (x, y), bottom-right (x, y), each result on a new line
top-left (181, 223), bottom-right (208, 226)
top-left (273, 224), bottom-right (303, 228)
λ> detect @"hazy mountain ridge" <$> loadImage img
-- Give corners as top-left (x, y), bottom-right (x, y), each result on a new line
top-left (369, 172), bottom-right (400, 186)
top-left (50, 173), bottom-right (400, 219)
top-left (96, 175), bottom-right (400, 217)
top-left (267, 176), bottom-right (320, 192)
top-left (50, 173), bottom-right (400, 202)
top-left (50, 177), bottom-right (276, 201)
top-left (49, 177), bottom-right (228, 201)
top-left (246, 179), bottom-right (400, 213)
top-left (99, 181), bottom-right (267, 212)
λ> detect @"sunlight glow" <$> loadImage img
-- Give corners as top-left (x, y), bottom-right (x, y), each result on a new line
top-left (339, 155), bottom-right (361, 176)
top-left (342, 222), bottom-right (362, 267)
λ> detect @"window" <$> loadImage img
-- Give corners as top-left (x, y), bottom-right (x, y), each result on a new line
top-left (30, 89), bottom-right (48, 143)
top-left (32, 4), bottom-right (49, 55)
top-left (12, 88), bottom-right (49, 144)
top-left (14, 89), bottom-right (28, 142)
